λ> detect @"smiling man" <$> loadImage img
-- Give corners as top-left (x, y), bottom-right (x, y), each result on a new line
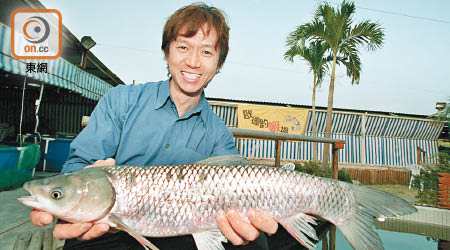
top-left (29, 3), bottom-right (277, 250)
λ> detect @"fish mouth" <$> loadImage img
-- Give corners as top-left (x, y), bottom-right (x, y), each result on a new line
top-left (17, 182), bottom-right (41, 209)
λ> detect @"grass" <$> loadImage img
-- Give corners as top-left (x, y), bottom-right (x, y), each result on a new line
top-left (367, 184), bottom-right (419, 202)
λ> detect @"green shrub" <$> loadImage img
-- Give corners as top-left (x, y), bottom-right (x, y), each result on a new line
top-left (294, 161), bottom-right (352, 183)
top-left (412, 152), bottom-right (450, 205)
top-left (338, 170), bottom-right (352, 183)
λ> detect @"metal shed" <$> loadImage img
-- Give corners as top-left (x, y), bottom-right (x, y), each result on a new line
top-left (208, 99), bottom-right (444, 168)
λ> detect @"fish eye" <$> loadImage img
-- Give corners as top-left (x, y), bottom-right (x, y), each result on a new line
top-left (51, 189), bottom-right (63, 200)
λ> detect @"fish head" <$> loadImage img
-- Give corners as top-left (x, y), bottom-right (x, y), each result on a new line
top-left (18, 168), bottom-right (115, 223)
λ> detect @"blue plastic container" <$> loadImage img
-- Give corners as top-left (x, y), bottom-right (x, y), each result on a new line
top-left (0, 143), bottom-right (40, 190)
top-left (45, 138), bottom-right (73, 171)
top-left (0, 147), bottom-right (20, 171)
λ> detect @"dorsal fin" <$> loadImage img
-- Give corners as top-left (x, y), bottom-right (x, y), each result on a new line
top-left (195, 154), bottom-right (243, 166)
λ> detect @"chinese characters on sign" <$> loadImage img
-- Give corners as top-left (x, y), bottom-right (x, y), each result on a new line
top-left (237, 104), bottom-right (309, 135)
top-left (26, 62), bottom-right (47, 73)
top-left (243, 109), bottom-right (289, 133)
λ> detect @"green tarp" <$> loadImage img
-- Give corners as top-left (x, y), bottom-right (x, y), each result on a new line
top-left (0, 143), bottom-right (40, 190)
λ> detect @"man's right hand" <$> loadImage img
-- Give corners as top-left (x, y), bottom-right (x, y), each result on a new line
top-left (30, 209), bottom-right (110, 240)
top-left (29, 158), bottom-right (116, 240)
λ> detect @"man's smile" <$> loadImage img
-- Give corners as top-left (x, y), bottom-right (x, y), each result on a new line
top-left (181, 71), bottom-right (202, 82)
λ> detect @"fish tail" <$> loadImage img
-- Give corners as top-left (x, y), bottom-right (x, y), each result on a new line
top-left (336, 185), bottom-right (417, 250)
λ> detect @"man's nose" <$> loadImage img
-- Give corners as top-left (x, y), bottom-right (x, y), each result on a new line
top-left (186, 50), bottom-right (200, 68)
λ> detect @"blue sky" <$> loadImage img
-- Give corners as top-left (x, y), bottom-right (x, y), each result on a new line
top-left (39, 0), bottom-right (450, 115)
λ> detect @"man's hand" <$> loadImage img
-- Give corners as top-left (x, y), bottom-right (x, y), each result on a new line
top-left (29, 158), bottom-right (116, 240)
top-left (216, 208), bottom-right (278, 245)
top-left (86, 158), bottom-right (116, 168)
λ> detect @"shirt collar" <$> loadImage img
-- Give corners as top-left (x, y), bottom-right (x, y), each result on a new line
top-left (154, 79), bottom-right (209, 122)
top-left (154, 79), bottom-right (171, 110)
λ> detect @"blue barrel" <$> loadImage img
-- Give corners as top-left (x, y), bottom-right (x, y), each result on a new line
top-left (45, 138), bottom-right (73, 171)
top-left (0, 147), bottom-right (20, 171)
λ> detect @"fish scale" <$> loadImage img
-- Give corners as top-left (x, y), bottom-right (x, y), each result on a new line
top-left (104, 164), bottom-right (352, 237)
top-left (18, 159), bottom-right (417, 250)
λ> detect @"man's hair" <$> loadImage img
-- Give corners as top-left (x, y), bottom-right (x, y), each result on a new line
top-left (161, 2), bottom-right (230, 69)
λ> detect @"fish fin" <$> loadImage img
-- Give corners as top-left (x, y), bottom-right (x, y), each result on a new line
top-left (192, 229), bottom-right (227, 250)
top-left (109, 214), bottom-right (159, 250)
top-left (195, 154), bottom-right (243, 166)
top-left (278, 213), bottom-right (318, 249)
top-left (336, 185), bottom-right (417, 250)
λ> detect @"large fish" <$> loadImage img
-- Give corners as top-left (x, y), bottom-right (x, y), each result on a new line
top-left (18, 155), bottom-right (416, 250)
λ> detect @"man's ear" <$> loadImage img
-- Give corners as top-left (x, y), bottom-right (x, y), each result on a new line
top-left (216, 64), bottom-right (222, 74)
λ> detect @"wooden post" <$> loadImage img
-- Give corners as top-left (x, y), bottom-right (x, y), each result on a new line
top-left (275, 139), bottom-right (282, 167)
top-left (416, 146), bottom-right (421, 165)
top-left (322, 231), bottom-right (329, 250)
top-left (331, 142), bottom-right (344, 180)
top-left (329, 225), bottom-right (336, 250)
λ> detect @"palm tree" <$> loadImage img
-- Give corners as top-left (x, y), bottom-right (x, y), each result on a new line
top-left (284, 40), bottom-right (332, 161)
top-left (287, 1), bottom-right (384, 168)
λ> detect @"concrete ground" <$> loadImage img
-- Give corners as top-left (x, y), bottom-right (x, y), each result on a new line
top-left (0, 172), bottom-right (63, 250)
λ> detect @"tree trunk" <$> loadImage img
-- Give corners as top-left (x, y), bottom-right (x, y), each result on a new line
top-left (312, 72), bottom-right (318, 162)
top-left (321, 54), bottom-right (337, 169)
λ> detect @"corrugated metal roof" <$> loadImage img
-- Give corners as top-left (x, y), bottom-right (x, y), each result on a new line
top-left (207, 97), bottom-right (433, 120)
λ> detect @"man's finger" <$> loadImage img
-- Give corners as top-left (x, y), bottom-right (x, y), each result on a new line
top-left (225, 209), bottom-right (259, 242)
top-left (87, 158), bottom-right (116, 168)
top-left (248, 209), bottom-right (278, 235)
top-left (53, 222), bottom-right (92, 240)
top-left (77, 224), bottom-right (110, 241)
top-left (216, 210), bottom-right (246, 245)
top-left (30, 210), bottom-right (53, 226)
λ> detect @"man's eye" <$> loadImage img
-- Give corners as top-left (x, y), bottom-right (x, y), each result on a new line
top-left (203, 50), bottom-right (212, 55)
top-left (178, 46), bottom-right (187, 50)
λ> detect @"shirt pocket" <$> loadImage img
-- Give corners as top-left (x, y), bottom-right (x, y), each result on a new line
top-left (170, 146), bottom-right (207, 165)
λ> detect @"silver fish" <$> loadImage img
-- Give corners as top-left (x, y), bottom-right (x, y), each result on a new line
top-left (18, 158), bottom-right (416, 250)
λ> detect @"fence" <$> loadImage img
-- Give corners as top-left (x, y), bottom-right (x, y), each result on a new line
top-left (343, 168), bottom-right (411, 185)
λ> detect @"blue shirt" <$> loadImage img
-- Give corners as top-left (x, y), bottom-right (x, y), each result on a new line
top-left (62, 80), bottom-right (238, 173)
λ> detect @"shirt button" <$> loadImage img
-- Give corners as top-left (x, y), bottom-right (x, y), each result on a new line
top-left (169, 104), bottom-right (173, 108)
top-left (165, 144), bottom-right (170, 148)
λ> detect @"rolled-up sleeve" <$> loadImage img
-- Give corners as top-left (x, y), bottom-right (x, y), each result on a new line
top-left (61, 87), bottom-right (125, 173)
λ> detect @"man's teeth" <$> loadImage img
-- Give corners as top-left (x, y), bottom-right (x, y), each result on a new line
top-left (182, 72), bottom-right (201, 79)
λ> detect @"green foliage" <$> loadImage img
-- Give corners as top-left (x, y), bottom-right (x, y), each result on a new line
top-left (294, 161), bottom-right (352, 183)
top-left (284, 40), bottom-right (331, 88)
top-left (285, 1), bottom-right (384, 85)
top-left (338, 169), bottom-right (352, 183)
top-left (294, 161), bottom-right (331, 177)
top-left (412, 152), bottom-right (450, 205)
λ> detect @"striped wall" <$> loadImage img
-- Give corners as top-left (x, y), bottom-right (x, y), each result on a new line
top-left (210, 103), bottom-right (443, 167)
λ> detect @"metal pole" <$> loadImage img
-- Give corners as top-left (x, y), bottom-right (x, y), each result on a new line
top-left (19, 76), bottom-right (27, 147)
top-left (81, 51), bottom-right (88, 69)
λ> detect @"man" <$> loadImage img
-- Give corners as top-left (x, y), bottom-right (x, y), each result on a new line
top-left (30, 3), bottom-right (278, 249)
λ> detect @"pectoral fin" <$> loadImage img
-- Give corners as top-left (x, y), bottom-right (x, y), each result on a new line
top-left (278, 213), bottom-right (318, 249)
top-left (109, 214), bottom-right (159, 250)
top-left (192, 228), bottom-right (227, 250)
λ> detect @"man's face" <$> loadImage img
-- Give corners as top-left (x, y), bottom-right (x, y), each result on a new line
top-left (165, 25), bottom-right (221, 98)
